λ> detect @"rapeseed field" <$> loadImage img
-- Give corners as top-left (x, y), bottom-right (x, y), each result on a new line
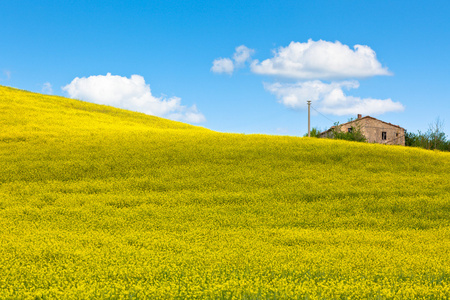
top-left (1, 85), bottom-right (450, 299)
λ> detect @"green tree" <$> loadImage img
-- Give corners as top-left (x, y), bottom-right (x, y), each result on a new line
top-left (331, 121), bottom-right (366, 142)
top-left (405, 130), bottom-right (418, 147)
top-left (405, 117), bottom-right (449, 151)
top-left (428, 117), bottom-right (447, 150)
top-left (303, 127), bottom-right (322, 138)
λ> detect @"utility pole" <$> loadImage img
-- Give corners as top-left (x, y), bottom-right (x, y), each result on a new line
top-left (307, 100), bottom-right (311, 137)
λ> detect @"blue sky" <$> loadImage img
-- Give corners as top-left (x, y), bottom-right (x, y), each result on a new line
top-left (1, 0), bottom-right (449, 136)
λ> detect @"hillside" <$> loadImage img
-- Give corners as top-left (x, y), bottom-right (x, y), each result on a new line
top-left (1, 85), bottom-right (450, 299)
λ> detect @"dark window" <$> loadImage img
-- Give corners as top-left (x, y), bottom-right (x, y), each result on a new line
top-left (348, 127), bottom-right (352, 133)
top-left (396, 133), bottom-right (399, 137)
top-left (382, 132), bottom-right (387, 140)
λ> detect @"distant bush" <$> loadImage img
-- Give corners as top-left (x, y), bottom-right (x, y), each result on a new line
top-left (406, 118), bottom-right (449, 151)
top-left (330, 121), bottom-right (366, 142)
top-left (303, 127), bottom-right (321, 138)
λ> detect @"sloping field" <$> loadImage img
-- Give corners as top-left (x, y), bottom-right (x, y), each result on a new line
top-left (1, 85), bottom-right (450, 299)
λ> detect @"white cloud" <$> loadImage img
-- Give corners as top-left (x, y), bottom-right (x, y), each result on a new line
top-left (62, 73), bottom-right (206, 123)
top-left (42, 82), bottom-right (53, 94)
top-left (265, 80), bottom-right (404, 116)
top-left (211, 58), bottom-right (234, 74)
top-left (233, 45), bottom-right (255, 67)
top-left (251, 39), bottom-right (391, 80)
top-left (211, 45), bottom-right (255, 75)
top-left (212, 40), bottom-right (401, 117)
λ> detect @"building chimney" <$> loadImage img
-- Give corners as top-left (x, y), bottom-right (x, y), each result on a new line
top-left (357, 114), bottom-right (362, 119)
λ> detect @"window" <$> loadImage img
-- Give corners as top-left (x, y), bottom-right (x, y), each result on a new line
top-left (348, 127), bottom-right (352, 133)
top-left (382, 132), bottom-right (387, 140)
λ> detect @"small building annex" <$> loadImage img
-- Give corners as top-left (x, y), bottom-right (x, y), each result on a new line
top-left (319, 114), bottom-right (406, 146)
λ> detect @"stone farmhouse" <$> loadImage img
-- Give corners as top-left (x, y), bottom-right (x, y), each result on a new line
top-left (319, 114), bottom-right (406, 146)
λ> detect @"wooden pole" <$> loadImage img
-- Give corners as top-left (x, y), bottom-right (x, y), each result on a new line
top-left (307, 101), bottom-right (311, 137)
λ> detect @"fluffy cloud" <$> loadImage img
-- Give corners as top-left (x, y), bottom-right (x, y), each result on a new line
top-left (211, 45), bottom-right (255, 74)
top-left (42, 82), bottom-right (53, 94)
top-left (251, 39), bottom-right (391, 80)
top-left (233, 45), bottom-right (255, 66)
top-left (62, 73), bottom-right (205, 123)
top-left (265, 80), bottom-right (404, 116)
top-left (212, 40), bottom-right (402, 117)
top-left (211, 58), bottom-right (234, 74)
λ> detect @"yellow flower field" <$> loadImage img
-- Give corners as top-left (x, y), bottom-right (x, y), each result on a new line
top-left (1, 85), bottom-right (450, 299)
